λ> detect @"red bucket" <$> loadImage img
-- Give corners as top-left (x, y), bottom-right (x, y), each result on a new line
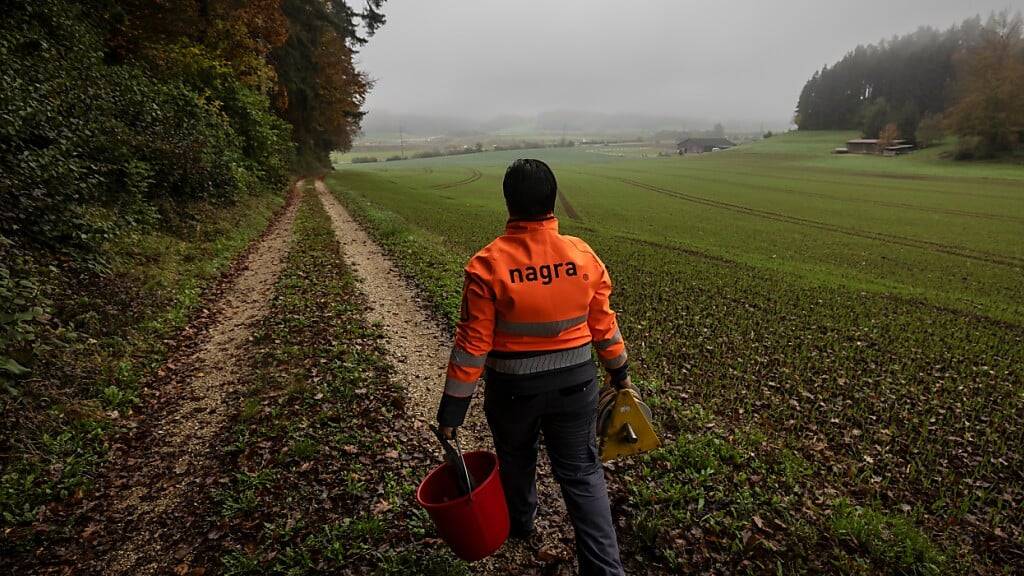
top-left (416, 450), bottom-right (510, 561)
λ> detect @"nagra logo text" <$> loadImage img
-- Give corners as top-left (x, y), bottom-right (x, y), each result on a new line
top-left (509, 261), bottom-right (579, 285)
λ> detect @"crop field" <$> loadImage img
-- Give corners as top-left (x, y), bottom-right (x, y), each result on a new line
top-left (326, 131), bottom-right (1023, 573)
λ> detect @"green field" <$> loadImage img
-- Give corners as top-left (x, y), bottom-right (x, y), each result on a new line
top-left (326, 131), bottom-right (1023, 573)
top-left (335, 132), bottom-right (1023, 322)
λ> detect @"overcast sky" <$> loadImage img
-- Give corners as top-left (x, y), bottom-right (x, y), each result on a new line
top-left (357, 0), bottom-right (1020, 127)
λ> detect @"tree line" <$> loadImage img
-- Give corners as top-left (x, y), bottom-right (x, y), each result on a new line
top-left (1, 0), bottom-right (384, 379)
top-left (795, 12), bottom-right (1024, 158)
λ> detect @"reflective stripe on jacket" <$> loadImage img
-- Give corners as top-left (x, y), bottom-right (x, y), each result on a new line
top-left (444, 216), bottom-right (627, 398)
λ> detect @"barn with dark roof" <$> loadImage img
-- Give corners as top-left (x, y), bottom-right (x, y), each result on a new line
top-left (677, 137), bottom-right (736, 154)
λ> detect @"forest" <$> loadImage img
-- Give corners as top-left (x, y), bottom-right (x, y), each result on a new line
top-left (794, 12), bottom-right (1024, 158)
top-left (1, 0), bottom-right (382, 389)
top-left (1, 0), bottom-right (383, 538)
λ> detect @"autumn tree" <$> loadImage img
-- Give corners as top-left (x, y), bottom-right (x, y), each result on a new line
top-left (274, 0), bottom-right (386, 166)
top-left (204, 0), bottom-right (291, 97)
top-left (946, 12), bottom-right (1024, 158)
top-left (102, 0), bottom-right (289, 97)
top-left (915, 113), bottom-right (945, 148)
top-left (100, 0), bottom-right (385, 165)
top-left (877, 122), bottom-right (901, 151)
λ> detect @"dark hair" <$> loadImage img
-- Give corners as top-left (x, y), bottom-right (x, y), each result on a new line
top-left (503, 159), bottom-right (557, 218)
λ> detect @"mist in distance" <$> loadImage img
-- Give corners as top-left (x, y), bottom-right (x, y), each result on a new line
top-left (357, 0), bottom-right (1018, 136)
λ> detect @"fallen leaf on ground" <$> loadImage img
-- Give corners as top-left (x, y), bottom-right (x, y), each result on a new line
top-left (537, 544), bottom-right (566, 563)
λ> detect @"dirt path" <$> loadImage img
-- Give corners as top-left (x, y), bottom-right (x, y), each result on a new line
top-left (315, 179), bottom-right (578, 572)
top-left (56, 182), bottom-right (302, 575)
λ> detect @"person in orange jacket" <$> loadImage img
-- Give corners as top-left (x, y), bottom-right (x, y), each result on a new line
top-left (437, 159), bottom-right (628, 575)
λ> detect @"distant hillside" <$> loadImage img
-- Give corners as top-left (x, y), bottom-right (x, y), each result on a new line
top-left (359, 110), bottom-right (775, 139)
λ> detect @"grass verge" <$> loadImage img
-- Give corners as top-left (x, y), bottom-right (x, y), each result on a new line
top-left (1, 191), bottom-right (283, 541)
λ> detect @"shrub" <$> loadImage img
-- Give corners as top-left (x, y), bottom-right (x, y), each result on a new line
top-left (155, 43), bottom-right (294, 192)
top-left (859, 98), bottom-right (890, 139)
top-left (915, 114), bottom-right (945, 148)
top-left (0, 0), bottom-right (293, 388)
top-left (1, 1), bottom-right (293, 264)
top-left (953, 135), bottom-right (987, 160)
top-left (411, 149), bottom-right (444, 159)
top-left (350, 156), bottom-right (379, 163)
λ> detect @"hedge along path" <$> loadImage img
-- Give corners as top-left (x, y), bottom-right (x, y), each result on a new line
top-left (315, 178), bottom-right (579, 572)
top-left (90, 181), bottom-right (303, 575)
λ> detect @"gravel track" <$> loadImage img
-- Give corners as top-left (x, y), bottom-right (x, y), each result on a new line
top-left (106, 183), bottom-right (301, 575)
top-left (40, 182), bottom-right (303, 576)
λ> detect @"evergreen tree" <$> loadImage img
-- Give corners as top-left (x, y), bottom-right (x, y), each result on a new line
top-left (273, 0), bottom-right (386, 165)
top-left (860, 98), bottom-right (889, 139)
top-left (794, 15), bottom-right (988, 138)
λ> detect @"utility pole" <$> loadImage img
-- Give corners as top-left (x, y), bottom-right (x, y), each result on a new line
top-left (399, 121), bottom-right (405, 159)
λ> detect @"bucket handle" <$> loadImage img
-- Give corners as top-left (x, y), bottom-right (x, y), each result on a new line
top-left (432, 426), bottom-right (475, 498)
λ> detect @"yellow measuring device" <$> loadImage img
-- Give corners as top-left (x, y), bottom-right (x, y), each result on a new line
top-left (597, 387), bottom-right (661, 461)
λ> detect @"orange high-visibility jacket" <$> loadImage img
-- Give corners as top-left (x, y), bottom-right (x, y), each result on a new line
top-left (443, 216), bottom-right (627, 402)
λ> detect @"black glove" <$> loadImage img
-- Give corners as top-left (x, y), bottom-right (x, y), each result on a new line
top-left (607, 360), bottom-right (630, 390)
top-left (437, 393), bottom-right (471, 428)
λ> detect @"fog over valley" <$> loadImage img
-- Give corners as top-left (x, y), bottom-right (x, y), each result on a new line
top-left (358, 0), bottom-right (1018, 135)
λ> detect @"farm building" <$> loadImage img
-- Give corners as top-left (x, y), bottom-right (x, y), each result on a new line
top-left (677, 137), bottom-right (736, 154)
top-left (883, 144), bottom-right (916, 156)
top-left (846, 138), bottom-right (915, 155)
top-left (846, 139), bottom-right (880, 154)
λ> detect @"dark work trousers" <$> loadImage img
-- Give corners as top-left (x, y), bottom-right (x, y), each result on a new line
top-left (484, 377), bottom-right (624, 576)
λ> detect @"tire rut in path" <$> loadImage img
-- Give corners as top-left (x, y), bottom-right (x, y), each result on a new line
top-left (315, 179), bottom-right (578, 572)
top-left (559, 187), bottom-right (582, 221)
top-left (90, 182), bottom-right (302, 575)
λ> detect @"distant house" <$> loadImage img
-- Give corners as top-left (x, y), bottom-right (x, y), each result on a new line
top-left (846, 139), bottom-right (880, 154)
top-left (677, 137), bottom-right (736, 154)
top-left (845, 138), bottom-right (915, 155)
